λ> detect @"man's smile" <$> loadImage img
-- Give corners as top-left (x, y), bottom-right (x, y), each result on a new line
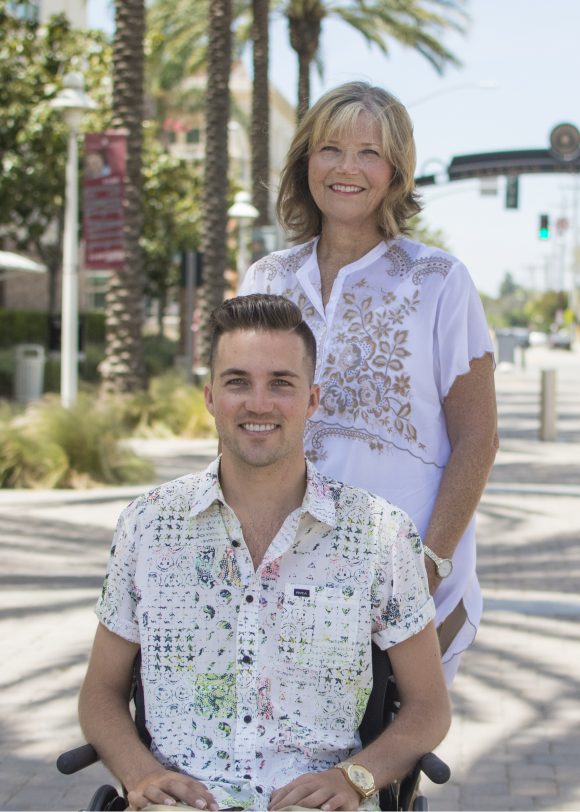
top-left (240, 422), bottom-right (279, 433)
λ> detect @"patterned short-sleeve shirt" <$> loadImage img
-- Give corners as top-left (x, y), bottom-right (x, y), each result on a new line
top-left (97, 458), bottom-right (434, 810)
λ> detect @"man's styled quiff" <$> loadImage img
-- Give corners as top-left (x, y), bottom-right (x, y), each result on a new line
top-left (209, 294), bottom-right (317, 379)
top-left (277, 81), bottom-right (421, 244)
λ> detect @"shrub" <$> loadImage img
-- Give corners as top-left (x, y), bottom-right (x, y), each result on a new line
top-left (0, 394), bottom-right (154, 488)
top-left (121, 372), bottom-right (216, 438)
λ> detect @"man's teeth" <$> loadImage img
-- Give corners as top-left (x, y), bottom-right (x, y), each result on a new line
top-left (243, 423), bottom-right (277, 432)
top-left (332, 184), bottom-right (362, 192)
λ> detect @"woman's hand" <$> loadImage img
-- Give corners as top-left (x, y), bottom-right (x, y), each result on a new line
top-left (127, 768), bottom-right (219, 810)
top-left (269, 768), bottom-right (361, 811)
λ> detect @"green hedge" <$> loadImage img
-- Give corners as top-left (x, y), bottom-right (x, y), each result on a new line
top-left (0, 310), bottom-right (106, 349)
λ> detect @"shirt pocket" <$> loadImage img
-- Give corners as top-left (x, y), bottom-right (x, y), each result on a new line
top-left (278, 584), bottom-right (360, 669)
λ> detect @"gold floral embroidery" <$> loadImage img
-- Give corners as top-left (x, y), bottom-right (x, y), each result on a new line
top-left (250, 240), bottom-right (315, 282)
top-left (385, 243), bottom-right (452, 284)
top-left (318, 288), bottom-right (419, 445)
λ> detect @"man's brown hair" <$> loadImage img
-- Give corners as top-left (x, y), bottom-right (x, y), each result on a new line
top-left (208, 294), bottom-right (317, 380)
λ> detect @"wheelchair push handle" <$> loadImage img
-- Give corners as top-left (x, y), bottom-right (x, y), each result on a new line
top-left (57, 743), bottom-right (100, 774)
top-left (419, 751), bottom-right (451, 784)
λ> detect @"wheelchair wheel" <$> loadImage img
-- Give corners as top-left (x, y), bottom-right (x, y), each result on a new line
top-left (412, 795), bottom-right (429, 811)
top-left (85, 784), bottom-right (127, 811)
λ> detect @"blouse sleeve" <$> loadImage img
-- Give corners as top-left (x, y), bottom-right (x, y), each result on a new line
top-left (371, 505), bottom-right (435, 650)
top-left (95, 506), bottom-right (141, 643)
top-left (434, 260), bottom-right (495, 400)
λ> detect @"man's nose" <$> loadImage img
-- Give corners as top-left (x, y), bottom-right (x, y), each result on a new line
top-left (245, 386), bottom-right (274, 413)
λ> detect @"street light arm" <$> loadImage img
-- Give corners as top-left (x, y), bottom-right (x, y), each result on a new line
top-left (408, 80), bottom-right (498, 109)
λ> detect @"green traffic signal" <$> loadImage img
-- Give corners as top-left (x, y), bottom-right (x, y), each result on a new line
top-left (539, 214), bottom-right (550, 240)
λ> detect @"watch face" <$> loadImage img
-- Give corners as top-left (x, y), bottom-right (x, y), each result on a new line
top-left (437, 558), bottom-right (453, 578)
top-left (348, 764), bottom-right (374, 791)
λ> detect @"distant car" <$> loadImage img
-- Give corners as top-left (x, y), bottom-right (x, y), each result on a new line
top-left (548, 329), bottom-right (573, 350)
top-left (529, 331), bottom-right (548, 346)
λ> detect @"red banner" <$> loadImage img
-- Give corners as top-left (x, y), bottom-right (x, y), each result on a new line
top-left (83, 132), bottom-right (126, 269)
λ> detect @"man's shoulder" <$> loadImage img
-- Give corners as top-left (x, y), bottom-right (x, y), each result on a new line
top-left (122, 465), bottom-right (219, 522)
top-left (313, 467), bottom-right (410, 525)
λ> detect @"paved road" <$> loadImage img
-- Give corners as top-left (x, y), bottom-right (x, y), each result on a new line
top-left (1, 347), bottom-right (579, 811)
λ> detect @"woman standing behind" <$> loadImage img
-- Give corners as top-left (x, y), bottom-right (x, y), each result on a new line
top-left (240, 82), bottom-right (498, 684)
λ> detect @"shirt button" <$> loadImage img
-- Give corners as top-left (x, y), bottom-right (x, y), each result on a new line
top-left (245, 594), bottom-right (254, 603)
top-left (232, 539), bottom-right (240, 547)
top-left (243, 714), bottom-right (252, 723)
top-left (242, 655), bottom-right (251, 664)
top-left (243, 774), bottom-right (251, 780)
top-left (256, 786), bottom-right (263, 794)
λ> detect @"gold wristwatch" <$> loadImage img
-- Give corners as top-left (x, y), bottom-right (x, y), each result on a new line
top-left (333, 761), bottom-right (376, 799)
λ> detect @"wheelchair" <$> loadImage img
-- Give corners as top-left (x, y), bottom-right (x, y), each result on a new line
top-left (57, 643), bottom-right (450, 811)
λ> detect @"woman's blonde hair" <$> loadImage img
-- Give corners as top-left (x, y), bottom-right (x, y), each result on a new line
top-left (277, 82), bottom-right (421, 243)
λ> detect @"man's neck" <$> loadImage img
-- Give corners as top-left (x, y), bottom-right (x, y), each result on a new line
top-left (218, 454), bottom-right (308, 569)
top-left (219, 453), bottom-right (307, 522)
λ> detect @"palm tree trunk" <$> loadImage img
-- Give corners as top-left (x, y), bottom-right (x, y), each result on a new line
top-left (101, 0), bottom-right (146, 393)
top-left (197, 0), bottom-right (232, 368)
top-left (251, 0), bottom-right (270, 226)
top-left (288, 6), bottom-right (322, 122)
top-left (296, 49), bottom-right (311, 121)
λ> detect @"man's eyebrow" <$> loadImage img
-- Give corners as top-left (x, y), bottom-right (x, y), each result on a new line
top-left (219, 368), bottom-right (300, 379)
top-left (219, 368), bottom-right (247, 378)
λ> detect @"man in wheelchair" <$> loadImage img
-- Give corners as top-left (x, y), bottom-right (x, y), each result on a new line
top-left (78, 295), bottom-right (450, 811)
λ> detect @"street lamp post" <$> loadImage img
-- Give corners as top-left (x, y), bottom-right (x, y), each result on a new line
top-left (228, 191), bottom-right (259, 285)
top-left (50, 73), bottom-right (95, 408)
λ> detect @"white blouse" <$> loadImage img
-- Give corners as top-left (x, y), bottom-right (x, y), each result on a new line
top-left (240, 236), bottom-right (494, 671)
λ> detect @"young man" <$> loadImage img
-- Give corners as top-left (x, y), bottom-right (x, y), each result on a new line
top-left (79, 294), bottom-right (450, 812)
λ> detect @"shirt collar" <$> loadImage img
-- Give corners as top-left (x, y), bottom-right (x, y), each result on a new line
top-left (301, 459), bottom-right (339, 528)
top-left (188, 457), bottom-right (225, 517)
top-left (189, 457), bottom-right (338, 529)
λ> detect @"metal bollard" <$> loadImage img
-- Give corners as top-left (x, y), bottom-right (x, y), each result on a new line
top-left (540, 369), bottom-right (557, 441)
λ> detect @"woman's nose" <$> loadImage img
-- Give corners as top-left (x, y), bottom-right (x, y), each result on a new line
top-left (337, 149), bottom-right (358, 172)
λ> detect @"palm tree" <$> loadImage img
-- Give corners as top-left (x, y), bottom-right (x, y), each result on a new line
top-left (197, 0), bottom-right (233, 367)
top-left (251, 0), bottom-right (271, 225)
top-left (284, 0), bottom-right (468, 120)
top-left (101, 0), bottom-right (146, 393)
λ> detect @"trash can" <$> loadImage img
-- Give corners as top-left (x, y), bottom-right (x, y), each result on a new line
top-left (496, 331), bottom-right (518, 364)
top-left (14, 344), bottom-right (46, 403)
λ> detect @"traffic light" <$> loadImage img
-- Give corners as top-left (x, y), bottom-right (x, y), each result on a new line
top-left (505, 176), bottom-right (519, 209)
top-left (539, 214), bottom-right (550, 240)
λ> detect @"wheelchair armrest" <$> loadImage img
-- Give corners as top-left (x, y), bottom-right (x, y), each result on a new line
top-left (56, 743), bottom-right (100, 774)
top-left (419, 751), bottom-right (450, 784)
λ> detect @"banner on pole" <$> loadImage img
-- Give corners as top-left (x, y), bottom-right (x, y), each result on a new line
top-left (83, 132), bottom-right (126, 269)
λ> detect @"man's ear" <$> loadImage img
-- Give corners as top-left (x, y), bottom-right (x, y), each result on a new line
top-left (307, 383), bottom-right (320, 418)
top-left (204, 382), bottom-right (215, 416)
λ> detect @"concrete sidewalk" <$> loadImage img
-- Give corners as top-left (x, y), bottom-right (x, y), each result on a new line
top-left (1, 346), bottom-right (579, 811)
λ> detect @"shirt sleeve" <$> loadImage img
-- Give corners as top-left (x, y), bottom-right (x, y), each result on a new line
top-left (434, 260), bottom-right (495, 400)
top-left (95, 505), bottom-right (141, 643)
top-left (371, 505), bottom-right (435, 650)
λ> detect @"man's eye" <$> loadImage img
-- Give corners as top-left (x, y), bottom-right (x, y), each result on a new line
top-left (225, 378), bottom-right (246, 386)
top-left (273, 379), bottom-right (291, 386)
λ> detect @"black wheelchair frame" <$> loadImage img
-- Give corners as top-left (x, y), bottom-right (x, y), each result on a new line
top-left (57, 643), bottom-right (450, 811)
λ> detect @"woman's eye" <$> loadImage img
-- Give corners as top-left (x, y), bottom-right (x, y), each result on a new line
top-left (362, 149), bottom-right (380, 157)
top-left (320, 145), bottom-right (338, 153)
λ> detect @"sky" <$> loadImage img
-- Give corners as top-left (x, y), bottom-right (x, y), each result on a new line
top-left (87, 0), bottom-right (580, 297)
